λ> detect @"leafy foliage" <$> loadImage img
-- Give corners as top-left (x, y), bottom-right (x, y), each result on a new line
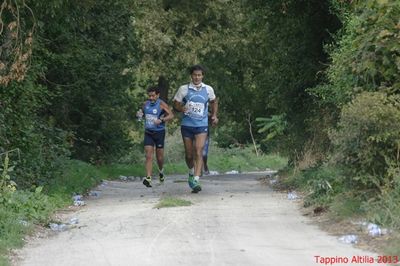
top-left (256, 114), bottom-right (287, 142)
top-left (0, 69), bottom-right (69, 187)
top-left (1, 0), bottom-right (141, 191)
top-left (0, 0), bottom-right (34, 85)
top-left (330, 92), bottom-right (400, 190)
top-left (0, 153), bottom-right (15, 192)
top-left (31, 0), bottom-right (138, 162)
top-left (311, 0), bottom-right (400, 107)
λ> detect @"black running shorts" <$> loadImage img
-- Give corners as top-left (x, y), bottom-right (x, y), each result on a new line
top-left (144, 129), bottom-right (165, 149)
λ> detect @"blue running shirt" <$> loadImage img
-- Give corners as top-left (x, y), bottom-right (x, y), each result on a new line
top-left (182, 85), bottom-right (209, 127)
top-left (144, 99), bottom-right (165, 131)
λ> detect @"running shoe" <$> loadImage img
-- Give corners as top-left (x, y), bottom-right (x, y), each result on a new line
top-left (188, 175), bottom-right (202, 193)
top-left (143, 176), bottom-right (152, 187)
top-left (188, 174), bottom-right (195, 188)
top-left (159, 172), bottom-right (165, 183)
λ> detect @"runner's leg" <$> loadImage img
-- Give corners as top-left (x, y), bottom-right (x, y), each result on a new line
top-left (182, 137), bottom-right (194, 170)
top-left (203, 155), bottom-right (209, 174)
top-left (156, 148), bottom-right (165, 182)
top-left (144, 145), bottom-right (154, 187)
top-left (194, 133), bottom-right (207, 177)
top-left (145, 146), bottom-right (154, 177)
top-left (203, 135), bottom-right (209, 174)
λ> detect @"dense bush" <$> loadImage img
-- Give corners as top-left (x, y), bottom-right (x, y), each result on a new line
top-left (311, 0), bottom-right (400, 107)
top-left (0, 75), bottom-right (70, 188)
top-left (330, 92), bottom-right (400, 190)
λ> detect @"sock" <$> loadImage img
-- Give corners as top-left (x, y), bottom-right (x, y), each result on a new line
top-left (159, 168), bottom-right (164, 174)
top-left (194, 176), bottom-right (200, 181)
top-left (189, 168), bottom-right (194, 175)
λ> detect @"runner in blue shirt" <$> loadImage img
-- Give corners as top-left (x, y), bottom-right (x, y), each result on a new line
top-left (173, 65), bottom-right (218, 193)
top-left (140, 86), bottom-right (174, 187)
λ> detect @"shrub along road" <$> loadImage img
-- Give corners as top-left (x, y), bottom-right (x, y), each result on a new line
top-left (13, 173), bottom-right (379, 266)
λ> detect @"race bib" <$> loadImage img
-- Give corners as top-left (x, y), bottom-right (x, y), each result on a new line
top-left (187, 101), bottom-right (205, 119)
top-left (145, 114), bottom-right (158, 126)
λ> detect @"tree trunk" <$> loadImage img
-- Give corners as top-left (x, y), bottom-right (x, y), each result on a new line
top-left (158, 76), bottom-right (169, 103)
top-left (246, 112), bottom-right (259, 157)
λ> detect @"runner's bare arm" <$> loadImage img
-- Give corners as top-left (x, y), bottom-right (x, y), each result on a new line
top-left (209, 98), bottom-right (219, 126)
top-left (173, 100), bottom-right (187, 113)
top-left (160, 101), bottom-right (174, 122)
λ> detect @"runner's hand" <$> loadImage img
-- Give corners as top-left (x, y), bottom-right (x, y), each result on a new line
top-left (211, 115), bottom-right (219, 126)
top-left (136, 109), bottom-right (144, 121)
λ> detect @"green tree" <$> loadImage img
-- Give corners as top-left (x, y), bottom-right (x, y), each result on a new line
top-left (310, 0), bottom-right (400, 107)
top-left (31, 0), bottom-right (139, 162)
top-left (1, 0), bottom-right (140, 188)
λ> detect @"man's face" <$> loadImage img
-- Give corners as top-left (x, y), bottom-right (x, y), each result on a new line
top-left (191, 70), bottom-right (204, 85)
top-left (148, 91), bottom-right (159, 103)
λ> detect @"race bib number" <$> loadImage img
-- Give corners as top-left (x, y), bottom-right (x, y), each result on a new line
top-left (145, 114), bottom-right (158, 126)
top-left (186, 101), bottom-right (205, 119)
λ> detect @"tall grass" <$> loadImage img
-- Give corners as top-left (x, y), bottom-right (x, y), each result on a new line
top-left (47, 160), bottom-right (107, 195)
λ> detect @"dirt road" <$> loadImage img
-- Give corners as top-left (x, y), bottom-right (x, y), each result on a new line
top-left (13, 173), bottom-right (381, 266)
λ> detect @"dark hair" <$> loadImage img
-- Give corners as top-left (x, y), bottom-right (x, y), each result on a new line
top-left (189, 64), bottom-right (205, 75)
top-left (147, 86), bottom-right (160, 94)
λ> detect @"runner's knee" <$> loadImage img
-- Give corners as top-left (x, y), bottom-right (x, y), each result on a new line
top-left (185, 152), bottom-right (193, 162)
top-left (145, 152), bottom-right (153, 161)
